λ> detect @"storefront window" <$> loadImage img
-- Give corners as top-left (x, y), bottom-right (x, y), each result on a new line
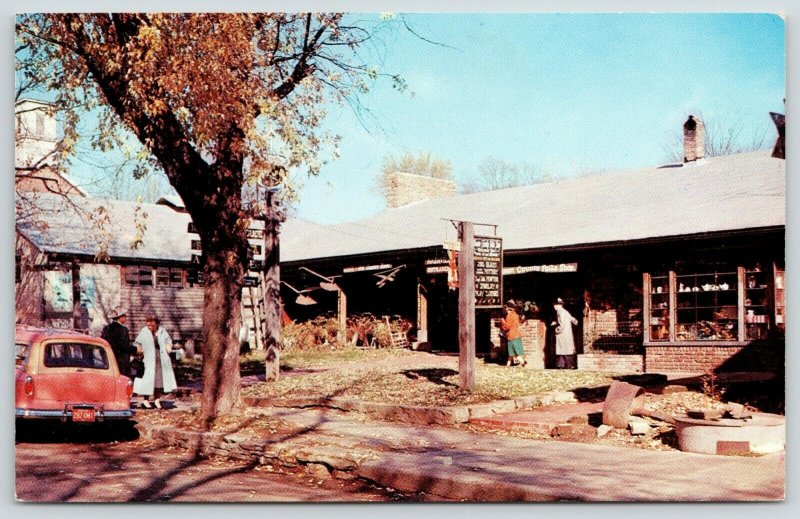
top-left (675, 272), bottom-right (738, 341)
top-left (648, 275), bottom-right (669, 341)
top-left (645, 266), bottom-right (782, 343)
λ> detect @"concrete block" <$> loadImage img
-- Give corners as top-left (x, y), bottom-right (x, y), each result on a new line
top-left (468, 404), bottom-right (497, 420)
top-left (513, 395), bottom-right (540, 409)
top-left (490, 400), bottom-right (517, 414)
top-left (596, 424), bottom-right (613, 437)
top-left (629, 419), bottom-right (650, 436)
top-left (552, 391), bottom-right (576, 404)
top-left (662, 385), bottom-right (688, 394)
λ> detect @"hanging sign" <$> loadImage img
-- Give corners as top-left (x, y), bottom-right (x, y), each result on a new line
top-left (503, 263), bottom-right (578, 275)
top-left (343, 263), bottom-right (392, 274)
top-left (443, 239), bottom-right (461, 251)
top-left (425, 258), bottom-right (449, 274)
top-left (474, 235), bottom-right (502, 308)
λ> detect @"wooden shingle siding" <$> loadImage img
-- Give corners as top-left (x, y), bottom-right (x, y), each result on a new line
top-left (121, 284), bottom-right (204, 343)
top-left (14, 235), bottom-right (45, 325)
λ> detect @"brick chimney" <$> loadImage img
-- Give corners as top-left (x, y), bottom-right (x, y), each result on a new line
top-left (683, 115), bottom-right (705, 163)
top-left (385, 172), bottom-right (456, 208)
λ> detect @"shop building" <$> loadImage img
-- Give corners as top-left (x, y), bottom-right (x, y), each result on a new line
top-left (280, 126), bottom-right (785, 373)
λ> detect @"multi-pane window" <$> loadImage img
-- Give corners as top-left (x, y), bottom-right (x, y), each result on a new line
top-left (125, 266), bottom-right (184, 288)
top-left (645, 265), bottom-right (783, 343)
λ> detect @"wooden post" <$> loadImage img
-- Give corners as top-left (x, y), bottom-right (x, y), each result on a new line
top-left (337, 288), bottom-right (347, 341)
top-left (417, 282), bottom-right (428, 343)
top-left (458, 221), bottom-right (475, 389)
top-left (263, 187), bottom-right (283, 353)
top-left (71, 260), bottom-right (81, 330)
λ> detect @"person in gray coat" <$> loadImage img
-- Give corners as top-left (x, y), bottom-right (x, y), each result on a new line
top-left (551, 298), bottom-right (579, 369)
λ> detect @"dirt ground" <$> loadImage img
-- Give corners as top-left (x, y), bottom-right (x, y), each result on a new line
top-left (154, 352), bottom-right (783, 454)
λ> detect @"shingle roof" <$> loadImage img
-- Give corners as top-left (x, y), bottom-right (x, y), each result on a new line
top-left (16, 193), bottom-right (195, 262)
top-left (16, 150), bottom-right (785, 264)
top-left (280, 150), bottom-right (785, 262)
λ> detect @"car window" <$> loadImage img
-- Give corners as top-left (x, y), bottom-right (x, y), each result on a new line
top-left (43, 342), bottom-right (109, 370)
top-left (15, 343), bottom-right (29, 367)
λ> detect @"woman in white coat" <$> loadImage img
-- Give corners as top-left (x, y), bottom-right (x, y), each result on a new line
top-left (551, 298), bottom-right (579, 369)
top-left (133, 315), bottom-right (177, 408)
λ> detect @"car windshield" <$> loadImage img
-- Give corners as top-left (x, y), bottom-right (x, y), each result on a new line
top-left (43, 342), bottom-right (109, 369)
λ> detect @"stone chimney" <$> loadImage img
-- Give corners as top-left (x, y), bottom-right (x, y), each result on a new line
top-left (683, 115), bottom-right (705, 163)
top-left (385, 171), bottom-right (456, 208)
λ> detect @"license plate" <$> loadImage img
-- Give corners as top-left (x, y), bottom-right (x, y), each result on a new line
top-left (72, 408), bottom-right (95, 422)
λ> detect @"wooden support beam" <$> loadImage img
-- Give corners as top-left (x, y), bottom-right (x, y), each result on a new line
top-left (337, 288), bottom-right (347, 341)
top-left (458, 221), bottom-right (475, 390)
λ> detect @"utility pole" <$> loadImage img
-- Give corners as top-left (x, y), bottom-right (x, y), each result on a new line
top-left (458, 221), bottom-right (475, 389)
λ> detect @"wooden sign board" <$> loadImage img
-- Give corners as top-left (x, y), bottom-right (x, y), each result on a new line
top-left (474, 235), bottom-right (502, 308)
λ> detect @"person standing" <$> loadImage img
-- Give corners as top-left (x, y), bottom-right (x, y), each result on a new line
top-left (500, 300), bottom-right (527, 367)
top-left (551, 298), bottom-right (579, 369)
top-left (133, 315), bottom-right (177, 408)
top-left (101, 308), bottom-right (135, 377)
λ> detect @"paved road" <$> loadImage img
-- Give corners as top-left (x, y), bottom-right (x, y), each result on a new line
top-left (14, 424), bottom-right (415, 503)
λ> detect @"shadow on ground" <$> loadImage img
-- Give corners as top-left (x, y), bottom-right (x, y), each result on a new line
top-left (401, 368), bottom-right (459, 388)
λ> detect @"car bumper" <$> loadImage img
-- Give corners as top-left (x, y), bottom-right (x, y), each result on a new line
top-left (16, 406), bottom-right (135, 421)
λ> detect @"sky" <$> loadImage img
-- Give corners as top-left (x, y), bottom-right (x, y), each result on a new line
top-left (15, 11), bottom-right (786, 225)
top-left (290, 12), bottom-right (785, 224)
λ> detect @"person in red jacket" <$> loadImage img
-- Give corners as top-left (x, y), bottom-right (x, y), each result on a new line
top-left (500, 300), bottom-right (527, 367)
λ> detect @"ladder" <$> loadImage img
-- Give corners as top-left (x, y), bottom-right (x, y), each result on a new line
top-left (384, 316), bottom-right (409, 348)
top-left (241, 270), bottom-right (268, 350)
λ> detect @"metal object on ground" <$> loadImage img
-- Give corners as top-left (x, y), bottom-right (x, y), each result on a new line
top-left (674, 413), bottom-right (785, 455)
top-left (602, 381), bottom-right (645, 429)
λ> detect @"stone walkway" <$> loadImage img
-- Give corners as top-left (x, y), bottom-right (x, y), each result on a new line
top-left (136, 402), bottom-right (785, 502)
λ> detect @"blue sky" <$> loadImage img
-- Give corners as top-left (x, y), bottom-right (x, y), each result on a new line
top-left (24, 12), bottom-right (785, 223)
top-left (292, 13), bottom-right (785, 224)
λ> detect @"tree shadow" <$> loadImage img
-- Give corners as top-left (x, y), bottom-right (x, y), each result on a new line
top-left (401, 368), bottom-right (459, 388)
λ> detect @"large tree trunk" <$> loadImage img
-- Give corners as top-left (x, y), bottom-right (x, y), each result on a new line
top-left (199, 251), bottom-right (244, 426)
top-left (186, 152), bottom-right (249, 426)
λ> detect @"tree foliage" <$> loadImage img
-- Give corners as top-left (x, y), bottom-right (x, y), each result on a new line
top-left (461, 156), bottom-right (544, 193)
top-left (376, 150), bottom-right (453, 199)
top-left (16, 13), bottom-right (396, 424)
top-left (381, 151), bottom-right (453, 180)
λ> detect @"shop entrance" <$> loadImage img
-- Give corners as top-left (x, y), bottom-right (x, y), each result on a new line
top-left (504, 270), bottom-right (585, 368)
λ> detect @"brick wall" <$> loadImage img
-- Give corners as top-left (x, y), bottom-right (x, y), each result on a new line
top-left (683, 115), bottom-right (706, 163)
top-left (583, 309), bottom-right (642, 353)
top-left (490, 318), bottom-right (546, 368)
top-left (385, 172), bottom-right (456, 208)
top-left (646, 342), bottom-right (784, 374)
top-left (578, 353), bottom-right (644, 373)
top-left (645, 345), bottom-right (745, 373)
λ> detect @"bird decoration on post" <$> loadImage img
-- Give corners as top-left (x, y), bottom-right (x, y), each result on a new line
top-left (281, 281), bottom-right (318, 305)
top-left (373, 265), bottom-right (405, 288)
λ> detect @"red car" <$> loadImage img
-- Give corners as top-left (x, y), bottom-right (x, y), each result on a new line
top-left (15, 325), bottom-right (134, 424)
